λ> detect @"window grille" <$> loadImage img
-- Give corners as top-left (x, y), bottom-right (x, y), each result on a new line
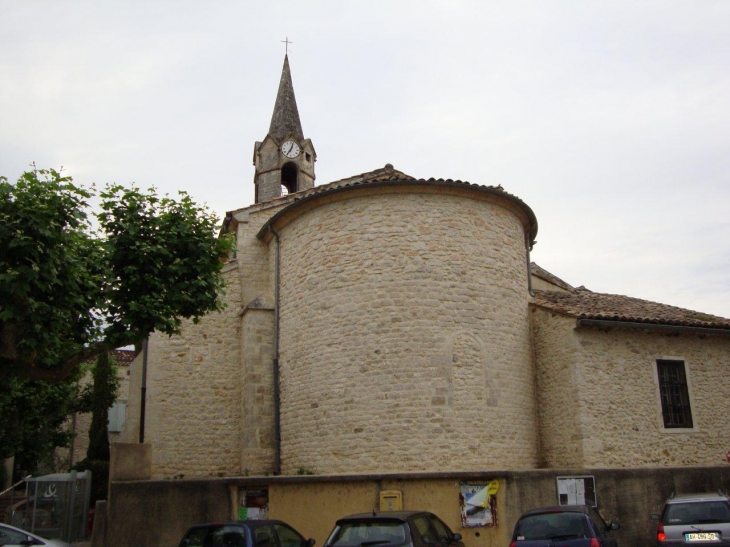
top-left (657, 360), bottom-right (693, 428)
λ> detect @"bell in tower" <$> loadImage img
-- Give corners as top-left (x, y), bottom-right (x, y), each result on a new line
top-left (253, 55), bottom-right (316, 203)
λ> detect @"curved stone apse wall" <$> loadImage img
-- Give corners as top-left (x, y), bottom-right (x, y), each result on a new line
top-left (276, 190), bottom-right (538, 474)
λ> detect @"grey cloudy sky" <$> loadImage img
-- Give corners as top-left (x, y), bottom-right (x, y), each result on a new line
top-left (2, 1), bottom-right (728, 318)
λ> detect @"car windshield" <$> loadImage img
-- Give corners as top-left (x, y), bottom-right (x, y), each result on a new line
top-left (664, 501), bottom-right (730, 525)
top-left (515, 512), bottom-right (589, 540)
top-left (327, 521), bottom-right (408, 547)
top-left (182, 525), bottom-right (246, 547)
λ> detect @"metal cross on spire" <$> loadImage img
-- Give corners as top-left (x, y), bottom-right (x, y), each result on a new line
top-left (281, 37), bottom-right (293, 55)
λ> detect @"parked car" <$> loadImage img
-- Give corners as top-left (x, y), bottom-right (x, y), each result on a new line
top-left (323, 511), bottom-right (464, 547)
top-left (177, 520), bottom-right (315, 547)
top-left (509, 505), bottom-right (619, 547)
top-left (0, 522), bottom-right (72, 547)
top-left (651, 491), bottom-right (730, 546)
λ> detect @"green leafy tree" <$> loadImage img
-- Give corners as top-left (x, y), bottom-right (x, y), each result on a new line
top-left (73, 351), bottom-right (120, 502)
top-left (0, 166), bottom-right (233, 383)
top-left (0, 369), bottom-right (84, 471)
top-left (0, 166), bottom-right (233, 464)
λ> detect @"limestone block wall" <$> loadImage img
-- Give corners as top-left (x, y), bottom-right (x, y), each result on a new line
top-left (530, 309), bottom-right (591, 468)
top-left (254, 139), bottom-right (315, 202)
top-left (120, 353), bottom-right (143, 444)
top-left (233, 203), bottom-right (286, 307)
top-left (235, 201), bottom-right (288, 474)
top-left (532, 306), bottom-right (730, 467)
top-left (275, 190), bottom-right (538, 473)
top-left (129, 263), bottom-right (243, 478)
top-left (240, 309), bottom-right (276, 474)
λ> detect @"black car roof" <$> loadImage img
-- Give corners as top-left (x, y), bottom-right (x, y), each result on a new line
top-left (520, 505), bottom-right (592, 517)
top-left (186, 520), bottom-right (288, 528)
top-left (337, 511), bottom-right (431, 523)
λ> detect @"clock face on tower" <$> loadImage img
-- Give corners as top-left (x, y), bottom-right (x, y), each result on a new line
top-left (281, 140), bottom-right (301, 158)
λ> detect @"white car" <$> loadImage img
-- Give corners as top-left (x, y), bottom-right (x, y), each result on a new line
top-left (0, 523), bottom-right (72, 547)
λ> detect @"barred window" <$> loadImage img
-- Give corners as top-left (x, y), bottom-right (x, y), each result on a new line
top-left (657, 360), bottom-right (693, 428)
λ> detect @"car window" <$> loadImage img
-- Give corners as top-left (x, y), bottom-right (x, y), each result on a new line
top-left (514, 513), bottom-right (589, 540)
top-left (664, 501), bottom-right (730, 525)
top-left (412, 516), bottom-right (438, 544)
top-left (182, 525), bottom-right (246, 547)
top-left (274, 523), bottom-right (306, 547)
top-left (426, 515), bottom-right (452, 542)
top-left (587, 507), bottom-right (608, 538)
top-left (254, 526), bottom-right (276, 547)
top-left (0, 526), bottom-right (30, 546)
top-left (327, 521), bottom-right (408, 547)
top-left (181, 526), bottom-right (210, 547)
top-left (211, 526), bottom-right (247, 547)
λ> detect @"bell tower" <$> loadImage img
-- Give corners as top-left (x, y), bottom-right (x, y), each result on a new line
top-left (253, 55), bottom-right (316, 203)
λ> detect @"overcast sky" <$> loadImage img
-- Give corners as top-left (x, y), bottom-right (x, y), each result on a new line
top-left (2, 1), bottom-right (728, 318)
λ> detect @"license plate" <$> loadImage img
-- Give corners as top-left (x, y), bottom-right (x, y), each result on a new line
top-left (685, 532), bottom-right (720, 541)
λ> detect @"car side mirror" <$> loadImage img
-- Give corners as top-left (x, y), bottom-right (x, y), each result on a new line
top-left (651, 514), bottom-right (660, 521)
top-left (609, 523), bottom-right (620, 531)
top-left (20, 537), bottom-right (35, 546)
top-left (307, 539), bottom-right (316, 547)
top-left (451, 533), bottom-right (462, 542)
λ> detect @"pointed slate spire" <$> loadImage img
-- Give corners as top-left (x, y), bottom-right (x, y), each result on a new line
top-left (268, 55), bottom-right (304, 142)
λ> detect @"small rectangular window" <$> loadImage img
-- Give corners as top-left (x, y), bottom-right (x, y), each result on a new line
top-left (657, 359), bottom-right (693, 428)
top-left (108, 401), bottom-right (127, 432)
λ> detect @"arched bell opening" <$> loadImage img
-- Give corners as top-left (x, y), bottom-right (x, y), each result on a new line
top-left (281, 162), bottom-right (298, 196)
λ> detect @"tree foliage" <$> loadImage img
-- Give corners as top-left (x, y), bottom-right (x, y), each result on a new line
top-left (85, 351), bottom-right (119, 462)
top-left (0, 167), bottom-right (233, 383)
top-left (72, 351), bottom-right (120, 502)
top-left (0, 368), bottom-right (84, 464)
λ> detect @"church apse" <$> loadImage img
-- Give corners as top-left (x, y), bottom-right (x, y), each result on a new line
top-left (269, 187), bottom-right (538, 474)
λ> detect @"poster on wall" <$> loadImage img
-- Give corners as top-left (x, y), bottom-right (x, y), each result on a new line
top-left (459, 480), bottom-right (498, 528)
top-left (238, 488), bottom-right (269, 520)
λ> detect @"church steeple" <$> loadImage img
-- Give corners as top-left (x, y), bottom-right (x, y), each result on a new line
top-left (253, 55), bottom-right (316, 204)
top-left (268, 55), bottom-right (304, 143)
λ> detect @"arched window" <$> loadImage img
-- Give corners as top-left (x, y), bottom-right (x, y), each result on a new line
top-left (281, 163), bottom-right (298, 196)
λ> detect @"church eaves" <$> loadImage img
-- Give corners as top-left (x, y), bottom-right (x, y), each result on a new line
top-left (532, 289), bottom-right (730, 330)
top-left (268, 55), bottom-right (304, 143)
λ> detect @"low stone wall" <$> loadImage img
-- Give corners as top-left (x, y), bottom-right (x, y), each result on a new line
top-left (106, 466), bottom-right (730, 547)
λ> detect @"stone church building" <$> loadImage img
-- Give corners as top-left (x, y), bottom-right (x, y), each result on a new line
top-left (110, 56), bottom-right (730, 547)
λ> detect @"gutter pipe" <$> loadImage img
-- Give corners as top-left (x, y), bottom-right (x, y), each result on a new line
top-left (140, 337), bottom-right (149, 443)
top-left (525, 232), bottom-right (534, 296)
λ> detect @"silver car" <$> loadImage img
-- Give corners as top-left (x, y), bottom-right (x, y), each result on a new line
top-left (0, 523), bottom-right (72, 547)
top-left (652, 491), bottom-right (730, 546)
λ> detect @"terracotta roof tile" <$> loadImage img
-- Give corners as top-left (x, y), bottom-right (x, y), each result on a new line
top-left (533, 288), bottom-right (730, 330)
top-left (111, 349), bottom-right (137, 366)
top-left (531, 262), bottom-right (574, 291)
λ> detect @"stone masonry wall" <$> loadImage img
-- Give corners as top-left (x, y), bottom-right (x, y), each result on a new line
top-left (574, 324), bottom-right (730, 467)
top-left (254, 139), bottom-right (315, 202)
top-left (275, 190), bottom-right (538, 474)
top-left (530, 308), bottom-right (590, 468)
top-left (532, 306), bottom-right (730, 467)
top-left (240, 308), bottom-right (276, 474)
top-left (235, 202), bottom-right (288, 474)
top-left (139, 262), bottom-right (243, 478)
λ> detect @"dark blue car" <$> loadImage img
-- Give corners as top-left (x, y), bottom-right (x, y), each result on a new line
top-left (178, 520), bottom-right (315, 547)
top-left (509, 505), bottom-right (620, 547)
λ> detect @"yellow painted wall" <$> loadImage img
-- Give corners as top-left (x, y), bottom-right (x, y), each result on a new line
top-left (232, 479), bottom-right (508, 547)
